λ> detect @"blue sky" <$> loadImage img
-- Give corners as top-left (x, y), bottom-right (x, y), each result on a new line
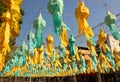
top-left (16, 0), bottom-right (120, 47)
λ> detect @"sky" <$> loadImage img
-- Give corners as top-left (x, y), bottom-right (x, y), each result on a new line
top-left (16, 0), bottom-right (120, 47)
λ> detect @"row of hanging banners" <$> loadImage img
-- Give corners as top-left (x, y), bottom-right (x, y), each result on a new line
top-left (0, 0), bottom-right (120, 77)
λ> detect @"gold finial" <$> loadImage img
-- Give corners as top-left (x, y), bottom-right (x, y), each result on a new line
top-left (46, 34), bottom-right (54, 44)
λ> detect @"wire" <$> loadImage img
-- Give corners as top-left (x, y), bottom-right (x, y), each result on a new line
top-left (63, 13), bottom-right (74, 17)
top-left (38, 0), bottom-right (47, 14)
top-left (92, 13), bottom-right (120, 30)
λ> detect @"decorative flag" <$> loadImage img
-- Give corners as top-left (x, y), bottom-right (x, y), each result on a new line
top-left (90, 52), bottom-right (98, 72)
top-left (105, 11), bottom-right (120, 40)
top-left (75, 1), bottom-right (96, 45)
top-left (98, 29), bottom-right (107, 51)
top-left (113, 48), bottom-right (120, 71)
top-left (63, 49), bottom-right (72, 76)
top-left (75, 1), bottom-right (97, 57)
top-left (19, 42), bottom-right (28, 67)
top-left (98, 52), bottom-right (111, 73)
top-left (105, 46), bottom-right (116, 72)
top-left (79, 54), bottom-right (86, 73)
top-left (29, 31), bottom-right (36, 57)
top-left (32, 48), bottom-right (39, 64)
top-left (98, 29), bottom-right (116, 72)
top-left (46, 34), bottom-right (54, 59)
top-left (75, 1), bottom-right (89, 36)
top-left (0, 9), bottom-right (11, 73)
top-left (47, 0), bottom-right (68, 35)
top-left (60, 27), bottom-right (68, 47)
top-left (33, 14), bottom-right (46, 48)
top-left (69, 35), bottom-right (76, 56)
top-left (86, 56), bottom-right (94, 73)
top-left (58, 43), bottom-right (66, 58)
top-left (38, 45), bottom-right (44, 67)
top-left (87, 40), bottom-right (98, 56)
top-left (0, 10), bottom-right (11, 53)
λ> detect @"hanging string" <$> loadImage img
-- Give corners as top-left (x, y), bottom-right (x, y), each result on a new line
top-left (37, 0), bottom-right (47, 15)
top-left (94, 0), bottom-right (111, 14)
top-left (104, 3), bottom-right (108, 14)
top-left (104, 25), bottom-right (108, 32)
top-left (94, 26), bottom-right (102, 38)
top-left (94, 0), bottom-right (120, 14)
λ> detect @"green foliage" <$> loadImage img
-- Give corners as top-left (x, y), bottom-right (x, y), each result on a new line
top-left (19, 8), bottom-right (25, 30)
top-left (19, 18), bottom-right (23, 24)
top-left (9, 38), bottom-right (16, 46)
top-left (20, 8), bottom-right (25, 16)
top-left (0, 0), bottom-right (7, 26)
top-left (0, 0), bottom-right (6, 16)
top-left (0, 18), bottom-right (2, 27)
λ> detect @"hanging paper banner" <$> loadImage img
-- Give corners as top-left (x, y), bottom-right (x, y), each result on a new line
top-left (47, 0), bottom-right (68, 35)
top-left (29, 31), bottom-right (36, 57)
top-left (113, 48), bottom-right (120, 71)
top-left (33, 14), bottom-right (46, 48)
top-left (105, 11), bottom-right (120, 40)
top-left (75, 1), bottom-right (97, 59)
top-left (75, 1), bottom-right (96, 45)
top-left (60, 27), bottom-right (68, 47)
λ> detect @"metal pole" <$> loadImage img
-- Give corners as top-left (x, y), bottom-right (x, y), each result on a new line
top-left (74, 76), bottom-right (77, 82)
top-left (97, 73), bottom-right (102, 82)
top-left (57, 77), bottom-right (60, 82)
top-left (15, 77), bottom-right (16, 82)
top-left (48, 77), bottom-right (50, 82)
top-left (10, 77), bottom-right (11, 82)
top-left (30, 76), bottom-right (31, 82)
top-left (61, 77), bottom-right (64, 82)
